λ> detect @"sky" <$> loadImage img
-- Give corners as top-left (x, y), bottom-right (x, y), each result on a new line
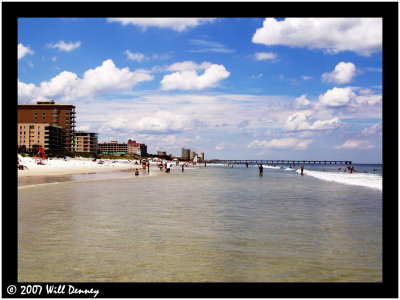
top-left (17, 17), bottom-right (383, 163)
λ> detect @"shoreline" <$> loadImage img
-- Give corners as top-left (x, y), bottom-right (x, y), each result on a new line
top-left (17, 156), bottom-right (158, 178)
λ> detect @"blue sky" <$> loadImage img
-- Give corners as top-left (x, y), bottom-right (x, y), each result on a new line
top-left (17, 18), bottom-right (382, 163)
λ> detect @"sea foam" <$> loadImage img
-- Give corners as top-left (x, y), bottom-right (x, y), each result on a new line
top-left (297, 169), bottom-right (382, 191)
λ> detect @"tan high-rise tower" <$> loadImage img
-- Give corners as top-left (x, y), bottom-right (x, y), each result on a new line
top-left (18, 100), bottom-right (76, 152)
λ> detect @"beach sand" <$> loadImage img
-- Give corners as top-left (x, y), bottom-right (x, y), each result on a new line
top-left (17, 156), bottom-right (151, 177)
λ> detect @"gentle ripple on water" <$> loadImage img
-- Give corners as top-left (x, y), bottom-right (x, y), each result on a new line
top-left (18, 165), bottom-right (382, 282)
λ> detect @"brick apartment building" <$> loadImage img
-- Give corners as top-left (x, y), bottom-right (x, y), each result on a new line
top-left (127, 139), bottom-right (148, 157)
top-left (18, 100), bottom-right (76, 153)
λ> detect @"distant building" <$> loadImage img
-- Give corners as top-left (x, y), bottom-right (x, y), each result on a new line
top-left (18, 100), bottom-right (76, 151)
top-left (74, 131), bottom-right (98, 153)
top-left (181, 148), bottom-right (204, 161)
top-left (128, 139), bottom-right (148, 157)
top-left (18, 123), bottom-right (64, 153)
top-left (182, 148), bottom-right (190, 161)
top-left (200, 152), bottom-right (205, 161)
top-left (190, 151), bottom-right (196, 161)
top-left (157, 151), bottom-right (167, 156)
top-left (98, 140), bottom-right (147, 157)
top-left (97, 141), bottom-right (127, 156)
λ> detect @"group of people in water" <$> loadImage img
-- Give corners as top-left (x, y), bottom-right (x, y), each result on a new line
top-left (131, 160), bottom-right (376, 177)
top-left (255, 163), bottom-right (376, 176)
top-left (336, 166), bottom-right (377, 173)
top-left (134, 160), bottom-right (200, 176)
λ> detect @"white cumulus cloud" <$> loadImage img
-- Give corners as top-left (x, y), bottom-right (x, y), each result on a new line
top-left (247, 138), bottom-right (313, 150)
top-left (356, 94), bottom-right (382, 106)
top-left (254, 52), bottom-right (277, 61)
top-left (133, 111), bottom-right (197, 133)
top-left (47, 40), bottom-right (81, 51)
top-left (107, 18), bottom-right (215, 32)
top-left (322, 62), bottom-right (357, 84)
top-left (361, 123), bottom-right (381, 136)
top-left (284, 111), bottom-right (342, 132)
top-left (160, 61), bottom-right (230, 91)
top-left (18, 59), bottom-right (154, 102)
top-left (99, 111), bottom-right (198, 136)
top-left (18, 43), bottom-right (34, 60)
top-left (294, 94), bottom-right (312, 108)
top-left (252, 18), bottom-right (382, 56)
top-left (318, 87), bottom-right (356, 107)
top-left (335, 140), bottom-right (374, 150)
top-left (124, 50), bottom-right (147, 62)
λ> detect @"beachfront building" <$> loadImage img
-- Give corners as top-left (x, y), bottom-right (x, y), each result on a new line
top-left (181, 148), bottom-right (204, 161)
top-left (74, 131), bottom-right (98, 154)
top-left (128, 139), bottom-right (148, 157)
top-left (97, 141), bottom-right (128, 156)
top-left (18, 100), bottom-right (76, 152)
top-left (190, 151), bottom-right (197, 161)
top-left (18, 123), bottom-right (64, 153)
top-left (97, 139), bottom-right (148, 157)
top-left (182, 148), bottom-right (190, 161)
top-left (200, 152), bottom-right (205, 160)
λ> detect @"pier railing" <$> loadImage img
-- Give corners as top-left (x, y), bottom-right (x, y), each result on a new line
top-left (209, 160), bottom-right (352, 165)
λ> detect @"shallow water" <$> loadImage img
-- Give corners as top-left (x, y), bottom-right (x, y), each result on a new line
top-left (18, 164), bottom-right (382, 282)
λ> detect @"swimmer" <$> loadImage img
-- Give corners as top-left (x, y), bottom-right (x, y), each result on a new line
top-left (300, 164), bottom-right (304, 176)
top-left (258, 164), bottom-right (263, 176)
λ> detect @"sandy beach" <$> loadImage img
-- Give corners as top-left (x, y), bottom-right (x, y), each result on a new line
top-left (17, 155), bottom-right (154, 177)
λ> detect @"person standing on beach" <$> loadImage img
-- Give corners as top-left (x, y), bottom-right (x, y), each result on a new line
top-left (182, 164), bottom-right (184, 172)
top-left (258, 164), bottom-right (263, 176)
top-left (301, 164), bottom-right (304, 176)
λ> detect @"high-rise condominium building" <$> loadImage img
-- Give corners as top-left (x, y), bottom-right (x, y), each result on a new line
top-left (18, 100), bottom-right (76, 152)
top-left (182, 148), bottom-right (190, 161)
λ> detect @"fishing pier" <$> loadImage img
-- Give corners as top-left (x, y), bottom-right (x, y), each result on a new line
top-left (211, 160), bottom-right (352, 165)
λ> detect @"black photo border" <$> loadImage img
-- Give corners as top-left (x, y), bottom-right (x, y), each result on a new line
top-left (3, 1), bottom-right (398, 298)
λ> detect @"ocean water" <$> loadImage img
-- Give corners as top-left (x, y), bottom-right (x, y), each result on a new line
top-left (18, 163), bottom-right (382, 282)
